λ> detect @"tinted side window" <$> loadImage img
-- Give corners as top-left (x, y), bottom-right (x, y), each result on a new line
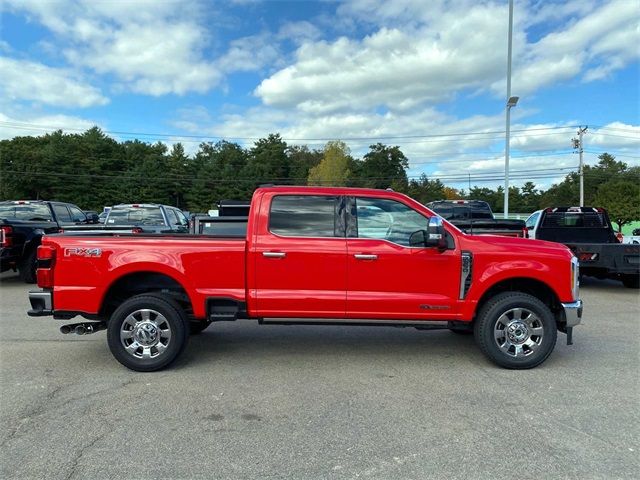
top-left (166, 209), bottom-right (179, 225)
top-left (53, 205), bottom-right (72, 223)
top-left (269, 195), bottom-right (340, 237)
top-left (355, 197), bottom-right (427, 246)
top-left (175, 210), bottom-right (189, 226)
top-left (69, 206), bottom-right (86, 222)
top-left (525, 212), bottom-right (539, 229)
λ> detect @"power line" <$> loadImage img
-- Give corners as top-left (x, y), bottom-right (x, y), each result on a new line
top-left (0, 166), bottom-right (595, 183)
top-left (0, 120), bottom-right (580, 142)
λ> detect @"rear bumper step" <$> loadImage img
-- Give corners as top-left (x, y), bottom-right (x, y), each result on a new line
top-left (27, 290), bottom-right (52, 316)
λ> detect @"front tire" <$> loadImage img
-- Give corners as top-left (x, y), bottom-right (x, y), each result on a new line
top-left (474, 292), bottom-right (557, 369)
top-left (107, 295), bottom-right (189, 372)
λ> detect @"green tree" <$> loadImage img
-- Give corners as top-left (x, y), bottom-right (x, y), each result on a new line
top-left (246, 133), bottom-right (289, 185)
top-left (287, 145), bottom-right (322, 184)
top-left (595, 180), bottom-right (640, 232)
top-left (166, 143), bottom-right (190, 208)
top-left (357, 143), bottom-right (409, 190)
top-left (308, 140), bottom-right (351, 186)
top-left (407, 174), bottom-right (446, 204)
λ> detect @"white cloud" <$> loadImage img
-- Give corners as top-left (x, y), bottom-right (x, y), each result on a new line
top-left (256, 0), bottom-right (638, 114)
top-left (217, 33), bottom-right (282, 74)
top-left (0, 56), bottom-right (108, 107)
top-left (5, 0), bottom-right (223, 96)
top-left (277, 21), bottom-right (323, 44)
top-left (0, 112), bottom-right (101, 140)
top-left (507, 0), bottom-right (640, 93)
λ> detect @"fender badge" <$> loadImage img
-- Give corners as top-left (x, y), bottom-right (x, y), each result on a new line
top-left (64, 247), bottom-right (102, 258)
top-left (420, 304), bottom-right (450, 310)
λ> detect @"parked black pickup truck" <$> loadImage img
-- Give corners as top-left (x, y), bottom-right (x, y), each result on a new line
top-left (526, 207), bottom-right (640, 288)
top-left (426, 200), bottom-right (527, 237)
top-left (0, 200), bottom-right (98, 282)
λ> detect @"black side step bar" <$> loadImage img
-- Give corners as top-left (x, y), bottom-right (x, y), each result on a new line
top-left (207, 298), bottom-right (247, 322)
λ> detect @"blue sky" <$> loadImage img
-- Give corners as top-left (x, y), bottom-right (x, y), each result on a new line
top-left (1, 0), bottom-right (638, 190)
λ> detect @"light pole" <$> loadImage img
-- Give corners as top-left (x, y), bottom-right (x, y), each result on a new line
top-left (503, 0), bottom-right (516, 218)
top-left (504, 95), bottom-right (519, 217)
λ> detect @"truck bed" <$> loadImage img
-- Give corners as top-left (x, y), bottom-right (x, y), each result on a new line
top-left (449, 218), bottom-right (526, 237)
top-left (42, 234), bottom-right (247, 318)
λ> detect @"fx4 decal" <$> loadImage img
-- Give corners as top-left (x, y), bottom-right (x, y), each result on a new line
top-left (64, 247), bottom-right (102, 258)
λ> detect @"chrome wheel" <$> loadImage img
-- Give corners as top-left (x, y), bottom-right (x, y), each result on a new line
top-left (493, 307), bottom-right (544, 358)
top-left (120, 309), bottom-right (172, 360)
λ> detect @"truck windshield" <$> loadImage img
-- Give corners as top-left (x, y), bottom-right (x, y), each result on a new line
top-left (107, 207), bottom-right (166, 226)
top-left (0, 203), bottom-right (53, 221)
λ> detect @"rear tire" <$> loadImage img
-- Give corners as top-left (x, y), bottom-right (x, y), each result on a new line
top-left (107, 294), bottom-right (189, 372)
top-left (621, 274), bottom-right (640, 289)
top-left (474, 292), bottom-right (557, 369)
top-left (18, 249), bottom-right (37, 284)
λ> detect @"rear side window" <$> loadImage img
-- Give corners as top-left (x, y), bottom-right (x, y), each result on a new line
top-left (0, 203), bottom-right (53, 221)
top-left (53, 205), bottom-right (72, 223)
top-left (269, 195), bottom-right (341, 237)
top-left (107, 206), bottom-right (166, 225)
top-left (541, 212), bottom-right (607, 228)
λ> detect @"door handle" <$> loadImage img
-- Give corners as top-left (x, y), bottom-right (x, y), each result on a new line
top-left (263, 252), bottom-right (286, 258)
top-left (354, 254), bottom-right (378, 260)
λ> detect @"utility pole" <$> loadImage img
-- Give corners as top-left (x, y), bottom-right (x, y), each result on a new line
top-left (504, 0), bottom-right (515, 218)
top-left (572, 126), bottom-right (588, 206)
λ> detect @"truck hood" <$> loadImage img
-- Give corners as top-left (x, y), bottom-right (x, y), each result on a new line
top-left (457, 233), bottom-right (574, 260)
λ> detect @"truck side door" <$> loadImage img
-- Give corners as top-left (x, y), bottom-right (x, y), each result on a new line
top-left (252, 194), bottom-right (347, 318)
top-left (346, 196), bottom-right (460, 320)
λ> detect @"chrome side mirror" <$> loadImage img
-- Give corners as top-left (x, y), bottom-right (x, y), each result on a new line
top-left (426, 216), bottom-right (447, 249)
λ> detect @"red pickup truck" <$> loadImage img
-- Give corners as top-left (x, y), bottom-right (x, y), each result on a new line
top-left (28, 187), bottom-right (582, 371)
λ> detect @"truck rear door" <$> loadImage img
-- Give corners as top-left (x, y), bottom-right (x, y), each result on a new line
top-left (251, 194), bottom-right (347, 317)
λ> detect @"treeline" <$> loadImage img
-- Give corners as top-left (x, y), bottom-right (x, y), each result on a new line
top-left (1, 127), bottom-right (638, 228)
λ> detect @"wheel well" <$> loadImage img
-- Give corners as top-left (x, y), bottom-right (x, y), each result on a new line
top-left (100, 272), bottom-right (192, 320)
top-left (475, 277), bottom-right (563, 323)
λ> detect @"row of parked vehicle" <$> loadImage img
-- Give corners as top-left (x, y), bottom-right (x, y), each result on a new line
top-left (0, 201), bottom-right (191, 282)
top-left (1, 196), bottom-right (639, 289)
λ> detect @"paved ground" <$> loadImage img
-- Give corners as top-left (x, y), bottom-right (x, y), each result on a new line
top-left (0, 271), bottom-right (638, 480)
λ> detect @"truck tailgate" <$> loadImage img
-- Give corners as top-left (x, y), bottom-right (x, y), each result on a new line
top-left (568, 243), bottom-right (640, 274)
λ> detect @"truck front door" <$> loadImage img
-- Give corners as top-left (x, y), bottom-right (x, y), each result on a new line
top-left (346, 196), bottom-right (461, 320)
top-left (252, 194), bottom-right (347, 318)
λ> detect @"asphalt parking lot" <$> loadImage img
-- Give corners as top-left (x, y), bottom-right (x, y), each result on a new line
top-left (0, 272), bottom-right (638, 480)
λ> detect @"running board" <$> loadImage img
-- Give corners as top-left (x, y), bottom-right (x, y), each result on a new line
top-left (259, 318), bottom-right (451, 329)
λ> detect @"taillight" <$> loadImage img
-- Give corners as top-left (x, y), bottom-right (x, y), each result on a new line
top-left (578, 252), bottom-right (598, 262)
top-left (1, 225), bottom-right (13, 248)
top-left (36, 245), bottom-right (56, 288)
top-left (522, 227), bottom-right (528, 238)
top-left (615, 232), bottom-right (623, 243)
top-left (132, 227), bottom-right (143, 234)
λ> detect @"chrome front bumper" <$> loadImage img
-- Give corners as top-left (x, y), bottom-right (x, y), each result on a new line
top-left (561, 299), bottom-right (583, 327)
